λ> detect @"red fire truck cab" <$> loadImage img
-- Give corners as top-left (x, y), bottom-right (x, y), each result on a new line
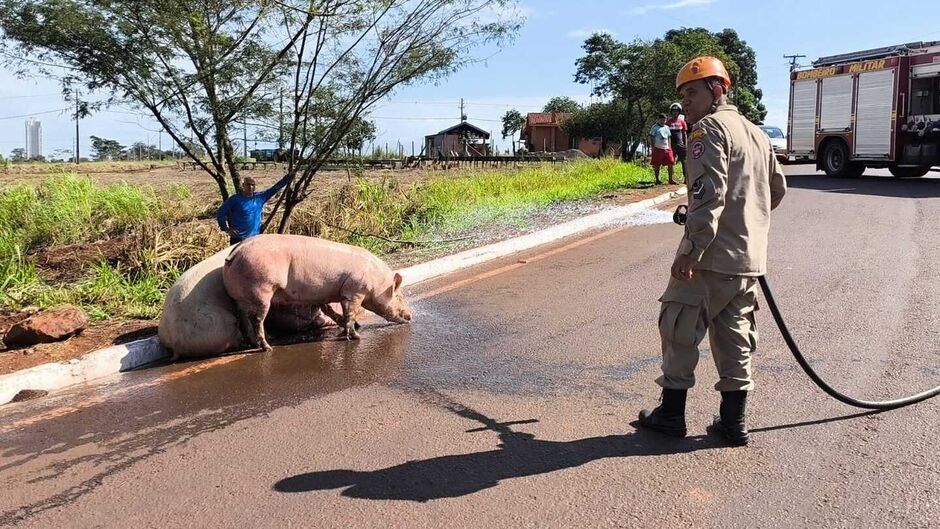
top-left (787, 41), bottom-right (940, 177)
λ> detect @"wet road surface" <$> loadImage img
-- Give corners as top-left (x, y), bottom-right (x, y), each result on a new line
top-left (2, 166), bottom-right (939, 527)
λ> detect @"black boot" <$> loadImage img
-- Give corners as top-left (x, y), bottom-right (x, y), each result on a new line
top-left (709, 390), bottom-right (749, 446)
top-left (638, 389), bottom-right (687, 438)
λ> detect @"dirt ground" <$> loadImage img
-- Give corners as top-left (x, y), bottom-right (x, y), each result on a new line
top-left (0, 162), bottom-right (490, 201)
top-left (0, 162), bottom-right (680, 375)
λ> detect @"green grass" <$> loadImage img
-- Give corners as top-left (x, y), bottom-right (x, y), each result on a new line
top-left (413, 158), bottom-right (647, 232)
top-left (0, 173), bottom-right (165, 249)
top-left (305, 159), bottom-right (650, 253)
top-left (68, 262), bottom-right (172, 319)
top-left (2, 160), bottom-right (653, 320)
top-left (0, 173), bottom-right (205, 318)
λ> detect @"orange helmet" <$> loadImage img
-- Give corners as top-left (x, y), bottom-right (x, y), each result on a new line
top-left (676, 56), bottom-right (732, 91)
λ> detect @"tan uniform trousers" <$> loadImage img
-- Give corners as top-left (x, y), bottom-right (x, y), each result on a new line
top-left (656, 271), bottom-right (760, 392)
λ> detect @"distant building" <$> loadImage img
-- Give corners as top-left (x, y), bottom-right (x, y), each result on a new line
top-left (424, 121), bottom-right (490, 158)
top-left (25, 118), bottom-right (42, 158)
top-left (521, 112), bottom-right (606, 157)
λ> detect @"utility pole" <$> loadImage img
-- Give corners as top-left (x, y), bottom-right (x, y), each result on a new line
top-left (74, 90), bottom-right (80, 164)
top-left (243, 118), bottom-right (248, 158)
top-left (278, 88), bottom-right (284, 151)
top-left (784, 54), bottom-right (806, 71)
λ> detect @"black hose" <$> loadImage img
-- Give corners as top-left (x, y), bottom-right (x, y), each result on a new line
top-left (758, 275), bottom-right (940, 410)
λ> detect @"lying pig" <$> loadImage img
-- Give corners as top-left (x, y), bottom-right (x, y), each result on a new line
top-left (159, 247), bottom-right (242, 359)
top-left (222, 234), bottom-right (413, 351)
top-left (159, 248), bottom-right (340, 359)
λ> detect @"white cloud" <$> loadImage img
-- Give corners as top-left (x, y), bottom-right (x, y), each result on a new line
top-left (627, 0), bottom-right (718, 16)
top-left (567, 28), bottom-right (615, 39)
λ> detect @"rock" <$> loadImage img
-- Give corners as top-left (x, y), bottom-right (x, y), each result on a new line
top-left (559, 149), bottom-right (588, 160)
top-left (2, 305), bottom-right (88, 349)
top-left (11, 389), bottom-right (49, 403)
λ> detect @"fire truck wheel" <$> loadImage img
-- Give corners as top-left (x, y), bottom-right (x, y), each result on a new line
top-left (822, 140), bottom-right (860, 178)
top-left (888, 165), bottom-right (930, 178)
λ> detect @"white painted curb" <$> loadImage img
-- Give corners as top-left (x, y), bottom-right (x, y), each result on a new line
top-left (0, 335), bottom-right (167, 405)
top-left (0, 187), bottom-right (685, 406)
top-left (397, 187), bottom-right (687, 286)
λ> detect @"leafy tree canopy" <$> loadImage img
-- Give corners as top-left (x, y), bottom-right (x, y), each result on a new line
top-left (542, 96), bottom-right (582, 114)
top-left (571, 27), bottom-right (766, 158)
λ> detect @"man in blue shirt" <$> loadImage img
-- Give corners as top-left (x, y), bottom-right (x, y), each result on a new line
top-left (216, 174), bottom-right (291, 245)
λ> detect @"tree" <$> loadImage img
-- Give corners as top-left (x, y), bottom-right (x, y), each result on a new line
top-left (561, 100), bottom-right (631, 157)
top-left (662, 28), bottom-right (766, 123)
top-left (10, 148), bottom-right (26, 162)
top-left (343, 118), bottom-right (377, 153)
top-left (0, 0), bottom-right (309, 198)
top-left (0, 0), bottom-right (521, 229)
top-left (28, 154), bottom-right (46, 162)
top-left (178, 140), bottom-right (206, 159)
top-left (263, 1), bottom-right (521, 232)
top-left (573, 34), bottom-right (650, 159)
top-left (53, 148), bottom-right (73, 160)
top-left (542, 96), bottom-right (582, 114)
top-left (125, 142), bottom-right (162, 160)
top-left (500, 109), bottom-right (525, 154)
top-left (90, 135), bottom-right (125, 161)
top-left (573, 28), bottom-right (766, 159)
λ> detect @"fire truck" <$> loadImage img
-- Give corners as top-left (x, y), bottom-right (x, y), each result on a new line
top-left (787, 41), bottom-right (940, 177)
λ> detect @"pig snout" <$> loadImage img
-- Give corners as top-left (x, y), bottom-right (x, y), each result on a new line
top-left (388, 305), bottom-right (412, 324)
top-left (388, 302), bottom-right (413, 324)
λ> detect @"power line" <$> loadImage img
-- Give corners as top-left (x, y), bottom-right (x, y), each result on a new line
top-left (0, 108), bottom-right (70, 120)
top-left (0, 51), bottom-right (80, 71)
top-left (783, 54), bottom-right (807, 70)
top-left (0, 93), bottom-right (64, 100)
top-left (371, 115), bottom-right (502, 122)
top-left (382, 100), bottom-right (544, 108)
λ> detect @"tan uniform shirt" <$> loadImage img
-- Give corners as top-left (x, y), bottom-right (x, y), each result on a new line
top-left (677, 104), bottom-right (787, 276)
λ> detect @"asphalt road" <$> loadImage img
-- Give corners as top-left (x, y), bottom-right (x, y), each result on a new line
top-left (2, 165), bottom-right (939, 528)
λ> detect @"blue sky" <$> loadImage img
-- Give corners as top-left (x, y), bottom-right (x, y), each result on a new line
top-left (1, 0), bottom-right (938, 159)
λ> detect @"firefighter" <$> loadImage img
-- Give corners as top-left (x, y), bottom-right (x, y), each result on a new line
top-left (637, 56), bottom-right (787, 446)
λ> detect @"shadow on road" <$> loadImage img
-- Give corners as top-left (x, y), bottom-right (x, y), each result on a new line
top-left (274, 389), bottom-right (723, 502)
top-left (750, 409), bottom-right (883, 434)
top-left (0, 327), bottom-right (413, 526)
top-left (785, 172), bottom-right (940, 199)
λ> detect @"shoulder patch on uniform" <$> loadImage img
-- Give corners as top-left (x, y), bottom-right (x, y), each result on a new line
top-left (690, 140), bottom-right (705, 159)
top-left (689, 128), bottom-right (706, 141)
top-left (692, 177), bottom-right (705, 199)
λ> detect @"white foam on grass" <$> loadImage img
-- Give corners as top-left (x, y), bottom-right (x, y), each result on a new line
top-left (611, 208), bottom-right (676, 227)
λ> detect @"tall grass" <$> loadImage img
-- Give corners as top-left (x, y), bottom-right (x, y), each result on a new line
top-left (414, 158), bottom-right (646, 232)
top-left (1, 161), bottom-right (652, 319)
top-left (0, 174), bottom-right (208, 317)
top-left (292, 159), bottom-right (649, 252)
top-left (0, 173), bottom-right (164, 249)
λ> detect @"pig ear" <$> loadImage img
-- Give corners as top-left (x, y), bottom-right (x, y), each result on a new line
top-left (393, 273), bottom-right (403, 290)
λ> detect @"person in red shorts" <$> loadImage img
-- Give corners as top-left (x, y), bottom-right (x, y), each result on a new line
top-left (649, 113), bottom-right (677, 185)
top-left (666, 102), bottom-right (688, 182)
